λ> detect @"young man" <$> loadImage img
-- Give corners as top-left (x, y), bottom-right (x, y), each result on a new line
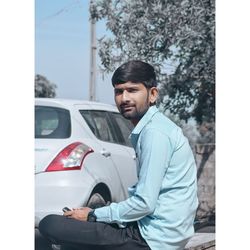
top-left (39, 60), bottom-right (198, 250)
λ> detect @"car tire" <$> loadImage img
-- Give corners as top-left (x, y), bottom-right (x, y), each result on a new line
top-left (87, 192), bottom-right (109, 209)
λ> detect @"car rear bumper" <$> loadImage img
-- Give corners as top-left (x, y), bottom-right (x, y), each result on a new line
top-left (35, 170), bottom-right (95, 227)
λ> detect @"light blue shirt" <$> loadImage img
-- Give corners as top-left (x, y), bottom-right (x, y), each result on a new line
top-left (95, 106), bottom-right (198, 250)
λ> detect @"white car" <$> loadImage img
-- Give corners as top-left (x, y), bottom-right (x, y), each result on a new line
top-left (35, 98), bottom-right (137, 227)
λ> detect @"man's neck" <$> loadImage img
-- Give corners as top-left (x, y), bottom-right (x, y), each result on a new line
top-left (131, 119), bottom-right (140, 127)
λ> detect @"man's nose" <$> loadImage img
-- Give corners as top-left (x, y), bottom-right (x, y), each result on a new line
top-left (121, 91), bottom-right (130, 102)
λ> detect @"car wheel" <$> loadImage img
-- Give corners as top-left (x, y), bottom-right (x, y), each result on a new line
top-left (87, 192), bottom-right (109, 209)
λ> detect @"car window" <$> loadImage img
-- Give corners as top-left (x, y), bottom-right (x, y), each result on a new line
top-left (109, 113), bottom-right (134, 147)
top-left (80, 110), bottom-right (116, 143)
top-left (35, 106), bottom-right (71, 138)
top-left (79, 110), bottom-right (99, 136)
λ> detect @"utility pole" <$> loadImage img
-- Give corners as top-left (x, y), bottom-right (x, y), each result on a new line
top-left (89, 2), bottom-right (97, 101)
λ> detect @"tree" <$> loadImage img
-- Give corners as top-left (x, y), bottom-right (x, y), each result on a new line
top-left (35, 74), bottom-right (57, 98)
top-left (90, 0), bottom-right (215, 141)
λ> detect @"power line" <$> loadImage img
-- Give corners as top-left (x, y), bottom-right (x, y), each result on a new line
top-left (37, 0), bottom-right (82, 27)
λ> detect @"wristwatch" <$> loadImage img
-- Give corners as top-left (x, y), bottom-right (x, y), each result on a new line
top-left (87, 209), bottom-right (97, 222)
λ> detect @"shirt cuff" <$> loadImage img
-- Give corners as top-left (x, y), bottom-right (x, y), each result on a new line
top-left (94, 206), bottom-right (110, 222)
top-left (94, 206), bottom-right (127, 228)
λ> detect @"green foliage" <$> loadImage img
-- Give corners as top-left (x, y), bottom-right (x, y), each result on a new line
top-left (35, 74), bottom-right (57, 98)
top-left (90, 0), bottom-right (215, 126)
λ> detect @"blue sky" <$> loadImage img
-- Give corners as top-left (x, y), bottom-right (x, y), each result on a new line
top-left (35, 0), bottom-right (115, 104)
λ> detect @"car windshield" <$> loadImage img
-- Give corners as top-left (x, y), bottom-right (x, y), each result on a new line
top-left (35, 106), bottom-right (71, 139)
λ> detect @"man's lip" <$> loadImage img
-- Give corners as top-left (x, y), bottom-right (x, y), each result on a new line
top-left (120, 105), bottom-right (134, 112)
top-left (121, 105), bottom-right (133, 109)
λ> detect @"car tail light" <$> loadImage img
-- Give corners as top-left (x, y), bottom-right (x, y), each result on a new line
top-left (45, 142), bottom-right (94, 172)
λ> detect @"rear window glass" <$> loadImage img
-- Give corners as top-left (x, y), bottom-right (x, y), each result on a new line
top-left (79, 110), bottom-right (133, 147)
top-left (35, 106), bottom-right (71, 138)
top-left (80, 110), bottom-right (116, 143)
top-left (111, 113), bottom-right (133, 147)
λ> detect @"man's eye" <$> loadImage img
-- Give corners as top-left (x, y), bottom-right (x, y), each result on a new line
top-left (128, 89), bottom-right (137, 93)
top-left (115, 89), bottom-right (123, 95)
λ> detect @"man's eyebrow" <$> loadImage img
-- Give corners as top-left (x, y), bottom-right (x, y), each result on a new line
top-left (114, 88), bottom-right (123, 93)
top-left (127, 86), bottom-right (139, 89)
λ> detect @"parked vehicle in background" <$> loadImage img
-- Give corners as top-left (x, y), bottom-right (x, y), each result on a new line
top-left (35, 98), bottom-right (137, 228)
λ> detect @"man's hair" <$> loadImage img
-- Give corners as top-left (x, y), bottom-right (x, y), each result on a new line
top-left (112, 60), bottom-right (157, 88)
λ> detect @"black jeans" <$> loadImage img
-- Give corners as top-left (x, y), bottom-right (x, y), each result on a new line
top-left (39, 215), bottom-right (150, 250)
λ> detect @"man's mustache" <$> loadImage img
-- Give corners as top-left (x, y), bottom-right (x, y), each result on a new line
top-left (120, 102), bottom-right (134, 108)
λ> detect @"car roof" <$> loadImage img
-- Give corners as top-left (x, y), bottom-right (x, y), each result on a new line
top-left (35, 98), bottom-right (118, 112)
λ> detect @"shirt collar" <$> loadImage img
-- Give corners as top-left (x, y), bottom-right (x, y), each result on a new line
top-left (131, 105), bottom-right (159, 135)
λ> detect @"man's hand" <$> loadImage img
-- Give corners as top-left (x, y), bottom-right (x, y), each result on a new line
top-left (63, 207), bottom-right (92, 221)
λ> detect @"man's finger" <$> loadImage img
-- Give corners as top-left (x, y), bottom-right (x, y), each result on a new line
top-left (63, 210), bottom-right (74, 216)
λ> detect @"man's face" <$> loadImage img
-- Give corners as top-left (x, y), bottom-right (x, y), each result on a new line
top-left (114, 81), bottom-right (158, 125)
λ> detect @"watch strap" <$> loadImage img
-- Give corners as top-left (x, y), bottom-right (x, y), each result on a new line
top-left (87, 209), bottom-right (97, 222)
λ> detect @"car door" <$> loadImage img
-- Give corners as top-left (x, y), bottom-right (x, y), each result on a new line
top-left (107, 111), bottom-right (139, 181)
top-left (80, 110), bottom-right (137, 197)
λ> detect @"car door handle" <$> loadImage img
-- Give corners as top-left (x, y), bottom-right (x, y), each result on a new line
top-left (101, 149), bottom-right (111, 157)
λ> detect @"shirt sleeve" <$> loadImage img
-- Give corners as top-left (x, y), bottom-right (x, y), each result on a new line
top-left (94, 128), bottom-right (172, 225)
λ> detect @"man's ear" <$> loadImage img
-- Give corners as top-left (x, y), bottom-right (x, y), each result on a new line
top-left (149, 87), bottom-right (158, 104)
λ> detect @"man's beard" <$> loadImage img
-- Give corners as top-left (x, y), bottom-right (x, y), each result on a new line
top-left (118, 90), bottom-right (151, 121)
top-left (119, 102), bottom-right (150, 121)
